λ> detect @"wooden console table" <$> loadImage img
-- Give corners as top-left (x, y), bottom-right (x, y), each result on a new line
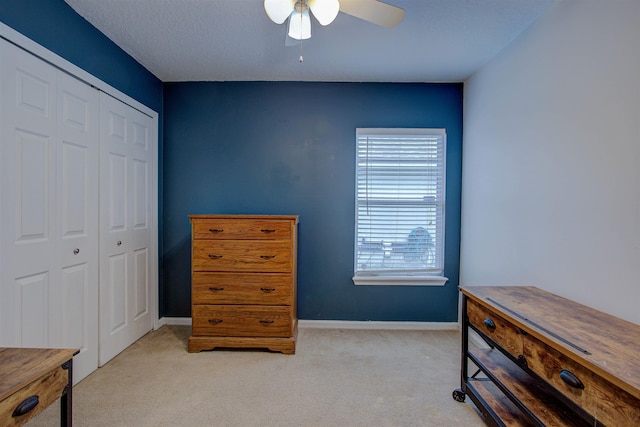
top-left (0, 348), bottom-right (77, 427)
top-left (454, 286), bottom-right (640, 426)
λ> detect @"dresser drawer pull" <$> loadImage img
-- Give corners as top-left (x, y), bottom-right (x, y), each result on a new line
top-left (208, 319), bottom-right (224, 324)
top-left (260, 255), bottom-right (276, 259)
top-left (12, 395), bottom-right (39, 417)
top-left (559, 369), bottom-right (584, 389)
top-left (260, 320), bottom-right (275, 325)
top-left (209, 228), bottom-right (224, 233)
top-left (208, 287), bottom-right (224, 291)
top-left (260, 287), bottom-right (276, 293)
top-left (261, 229), bottom-right (276, 233)
top-left (208, 254), bottom-right (223, 259)
top-left (483, 318), bottom-right (496, 330)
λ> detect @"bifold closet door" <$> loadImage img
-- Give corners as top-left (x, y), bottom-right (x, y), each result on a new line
top-left (0, 40), bottom-right (99, 383)
top-left (99, 93), bottom-right (154, 365)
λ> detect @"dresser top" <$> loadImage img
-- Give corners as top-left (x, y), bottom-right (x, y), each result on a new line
top-left (189, 214), bottom-right (298, 223)
top-left (461, 286), bottom-right (640, 400)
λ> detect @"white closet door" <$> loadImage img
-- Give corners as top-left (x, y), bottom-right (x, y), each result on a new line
top-left (0, 41), bottom-right (58, 348)
top-left (99, 93), bottom-right (153, 365)
top-left (54, 71), bottom-right (100, 383)
top-left (0, 41), bottom-right (99, 384)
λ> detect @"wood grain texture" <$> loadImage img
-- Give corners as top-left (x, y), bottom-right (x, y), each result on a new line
top-left (471, 348), bottom-right (585, 426)
top-left (462, 286), bottom-right (640, 425)
top-left (190, 215), bottom-right (296, 240)
top-left (524, 333), bottom-right (640, 426)
top-left (0, 348), bottom-right (76, 427)
top-left (192, 272), bottom-right (293, 305)
top-left (193, 240), bottom-right (292, 272)
top-left (192, 305), bottom-right (293, 337)
top-left (461, 286), bottom-right (640, 400)
top-left (467, 299), bottom-right (524, 359)
top-left (469, 380), bottom-right (536, 427)
top-left (188, 322), bottom-right (298, 354)
top-left (0, 348), bottom-right (76, 401)
top-left (189, 215), bottom-right (298, 354)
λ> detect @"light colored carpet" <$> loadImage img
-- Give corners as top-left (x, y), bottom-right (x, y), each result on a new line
top-left (30, 325), bottom-right (483, 426)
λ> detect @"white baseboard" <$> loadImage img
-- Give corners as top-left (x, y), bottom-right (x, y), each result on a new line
top-left (157, 317), bottom-right (459, 331)
top-left (298, 319), bottom-right (459, 330)
top-left (157, 317), bottom-right (192, 327)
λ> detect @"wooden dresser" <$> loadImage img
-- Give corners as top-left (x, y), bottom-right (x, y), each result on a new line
top-left (454, 286), bottom-right (640, 426)
top-left (188, 215), bottom-right (298, 354)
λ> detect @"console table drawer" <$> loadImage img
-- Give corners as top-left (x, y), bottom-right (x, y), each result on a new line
top-left (0, 365), bottom-right (68, 426)
top-left (524, 334), bottom-right (640, 426)
top-left (467, 298), bottom-right (523, 359)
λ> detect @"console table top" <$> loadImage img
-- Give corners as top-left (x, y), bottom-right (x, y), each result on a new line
top-left (0, 348), bottom-right (77, 401)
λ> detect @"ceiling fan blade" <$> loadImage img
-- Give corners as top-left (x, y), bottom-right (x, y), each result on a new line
top-left (338, 0), bottom-right (405, 28)
top-left (308, 0), bottom-right (340, 26)
top-left (264, 0), bottom-right (295, 24)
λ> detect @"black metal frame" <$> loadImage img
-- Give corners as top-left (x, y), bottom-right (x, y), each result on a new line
top-left (61, 358), bottom-right (74, 427)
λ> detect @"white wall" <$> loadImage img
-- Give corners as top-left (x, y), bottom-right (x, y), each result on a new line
top-left (461, 0), bottom-right (640, 325)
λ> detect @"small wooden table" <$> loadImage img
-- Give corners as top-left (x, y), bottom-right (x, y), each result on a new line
top-left (0, 348), bottom-right (78, 427)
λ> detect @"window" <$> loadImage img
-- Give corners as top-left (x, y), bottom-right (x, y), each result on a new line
top-left (353, 128), bottom-right (447, 286)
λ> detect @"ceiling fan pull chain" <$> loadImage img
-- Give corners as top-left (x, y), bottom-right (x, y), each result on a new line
top-left (299, 11), bottom-right (303, 62)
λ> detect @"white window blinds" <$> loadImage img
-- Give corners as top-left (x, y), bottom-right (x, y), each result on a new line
top-left (354, 128), bottom-right (446, 276)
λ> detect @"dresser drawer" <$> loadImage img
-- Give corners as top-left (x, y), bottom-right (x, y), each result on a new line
top-left (523, 334), bottom-right (640, 426)
top-left (192, 305), bottom-right (292, 337)
top-left (467, 299), bottom-right (523, 359)
top-left (193, 219), bottom-right (292, 240)
top-left (193, 240), bottom-right (292, 272)
top-left (192, 272), bottom-right (292, 305)
top-left (0, 365), bottom-right (68, 426)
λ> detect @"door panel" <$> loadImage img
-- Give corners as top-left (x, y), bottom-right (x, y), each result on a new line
top-left (133, 158), bottom-right (148, 228)
top-left (60, 264), bottom-right (87, 348)
top-left (16, 130), bottom-right (51, 242)
top-left (107, 153), bottom-right (127, 231)
top-left (99, 93), bottom-right (153, 365)
top-left (108, 253), bottom-right (127, 332)
top-left (133, 248), bottom-right (149, 319)
top-left (16, 272), bottom-right (49, 347)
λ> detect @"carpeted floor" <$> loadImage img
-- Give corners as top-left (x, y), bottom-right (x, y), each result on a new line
top-left (30, 325), bottom-right (483, 426)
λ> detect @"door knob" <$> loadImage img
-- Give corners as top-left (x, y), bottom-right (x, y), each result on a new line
top-left (73, 248), bottom-right (80, 255)
top-left (117, 240), bottom-right (122, 246)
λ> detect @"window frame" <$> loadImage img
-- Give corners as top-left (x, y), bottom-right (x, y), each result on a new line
top-left (352, 128), bottom-right (448, 287)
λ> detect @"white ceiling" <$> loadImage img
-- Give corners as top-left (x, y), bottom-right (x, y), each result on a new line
top-left (63, 0), bottom-right (555, 82)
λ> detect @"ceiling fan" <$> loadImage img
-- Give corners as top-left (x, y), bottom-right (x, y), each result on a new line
top-left (264, 0), bottom-right (405, 41)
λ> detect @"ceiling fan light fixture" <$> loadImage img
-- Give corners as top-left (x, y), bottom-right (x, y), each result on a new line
top-left (288, 9), bottom-right (311, 40)
top-left (308, 0), bottom-right (340, 26)
top-left (264, 0), bottom-right (296, 24)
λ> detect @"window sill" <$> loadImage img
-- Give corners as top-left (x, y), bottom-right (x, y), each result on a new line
top-left (352, 275), bottom-right (448, 287)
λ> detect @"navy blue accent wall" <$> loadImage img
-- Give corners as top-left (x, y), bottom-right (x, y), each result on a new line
top-left (163, 82), bottom-right (463, 321)
top-left (0, 0), bottom-right (162, 111)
